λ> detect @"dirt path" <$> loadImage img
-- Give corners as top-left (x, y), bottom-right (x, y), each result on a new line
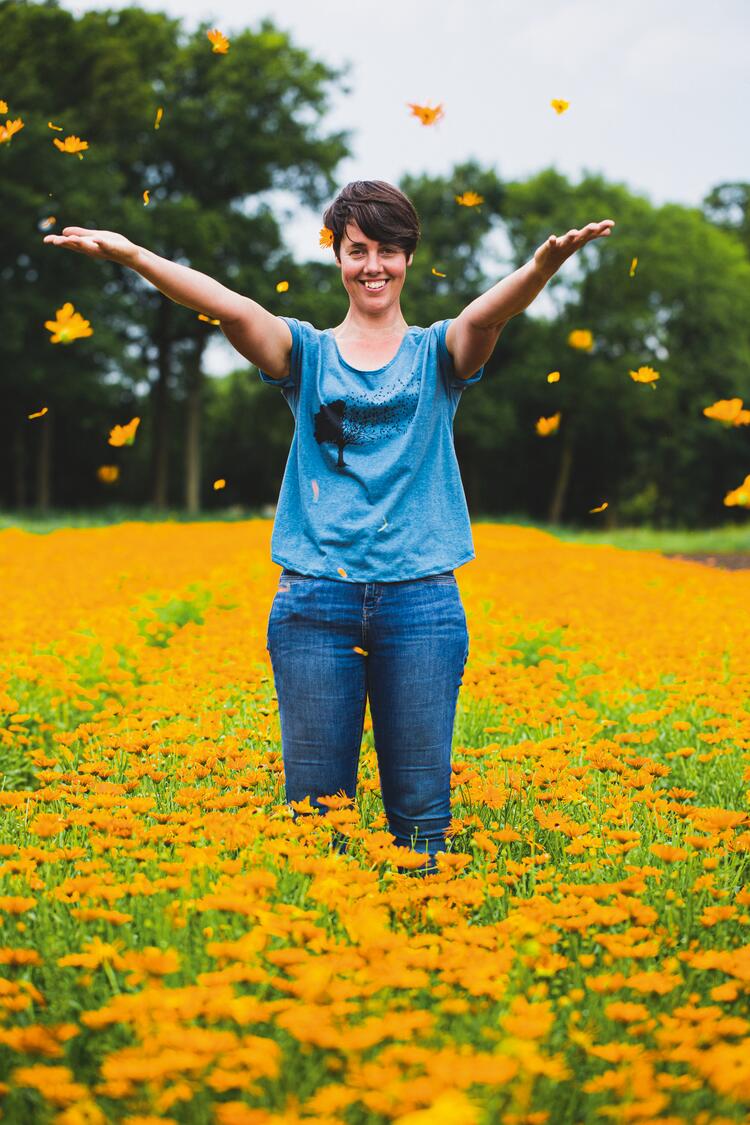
top-left (663, 553), bottom-right (750, 570)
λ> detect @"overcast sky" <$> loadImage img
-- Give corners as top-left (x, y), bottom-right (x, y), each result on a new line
top-left (69, 0), bottom-right (750, 373)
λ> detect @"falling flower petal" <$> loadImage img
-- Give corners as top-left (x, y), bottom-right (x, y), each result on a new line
top-left (377, 518), bottom-right (388, 532)
top-left (407, 102), bottom-right (444, 126)
top-left (207, 28), bottom-right (230, 53)
top-left (143, 190), bottom-right (150, 206)
top-left (276, 281), bottom-right (289, 293)
top-left (28, 407), bottom-right (48, 420)
top-left (311, 480), bottom-right (319, 502)
top-left (53, 134), bottom-right (88, 158)
top-left (108, 417), bottom-right (140, 447)
top-left (319, 227), bottom-right (334, 249)
top-left (629, 257), bottom-right (638, 277)
top-left (536, 412), bottom-right (561, 436)
top-left (568, 329), bottom-right (594, 351)
top-left (198, 314), bottom-right (220, 325)
top-left (550, 98), bottom-right (570, 114)
top-left (40, 216), bottom-right (56, 230)
top-left (589, 502), bottom-right (608, 514)
top-left (455, 191), bottom-right (484, 207)
top-left (431, 267), bottom-right (447, 277)
top-left (213, 479), bottom-right (226, 490)
top-left (154, 107), bottom-right (163, 129)
top-left (44, 302), bottom-right (93, 344)
top-left (547, 371), bottom-right (560, 383)
top-left (337, 567), bottom-right (348, 578)
top-left (97, 466), bottom-right (119, 483)
top-left (353, 647), bottom-right (368, 656)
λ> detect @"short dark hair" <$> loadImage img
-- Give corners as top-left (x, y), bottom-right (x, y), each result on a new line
top-left (322, 180), bottom-right (421, 262)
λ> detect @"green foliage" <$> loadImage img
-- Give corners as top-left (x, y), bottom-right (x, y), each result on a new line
top-left (132, 582), bottom-right (213, 646)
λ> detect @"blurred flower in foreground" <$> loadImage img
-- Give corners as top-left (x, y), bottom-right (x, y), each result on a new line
top-left (568, 329), bottom-right (594, 351)
top-left (53, 135), bottom-right (88, 158)
top-left (97, 466), bottom-right (119, 484)
top-left (536, 412), bottom-right (561, 436)
top-left (319, 227), bottom-right (334, 249)
top-left (207, 28), bottom-right (229, 53)
top-left (407, 102), bottom-right (444, 126)
top-left (547, 371), bottom-right (560, 383)
top-left (455, 191), bottom-right (484, 207)
top-left (44, 302), bottom-right (93, 344)
top-left (108, 418), bottom-right (140, 447)
top-left (630, 257), bottom-right (638, 277)
top-left (276, 281), bottom-right (289, 293)
top-left (0, 118), bottom-right (24, 144)
top-left (589, 502), bottom-right (608, 514)
top-left (213, 479), bottom-right (226, 490)
top-left (28, 407), bottom-right (48, 420)
top-left (550, 98), bottom-right (569, 114)
top-left (629, 365), bottom-right (659, 387)
top-left (723, 474), bottom-right (750, 508)
top-left (703, 398), bottom-right (750, 426)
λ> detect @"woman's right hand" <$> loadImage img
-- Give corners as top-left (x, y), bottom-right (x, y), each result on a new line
top-left (43, 227), bottom-right (140, 268)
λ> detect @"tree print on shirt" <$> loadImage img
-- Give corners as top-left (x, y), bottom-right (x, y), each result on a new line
top-left (313, 393), bottom-right (420, 469)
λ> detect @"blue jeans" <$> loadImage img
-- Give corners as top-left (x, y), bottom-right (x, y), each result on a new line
top-left (266, 568), bottom-right (470, 875)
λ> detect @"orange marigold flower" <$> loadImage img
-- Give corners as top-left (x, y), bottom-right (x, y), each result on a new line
top-left (44, 302), bottom-right (93, 344)
top-left (108, 417), bottom-right (140, 447)
top-left (97, 466), bottom-right (119, 483)
top-left (455, 191), bottom-right (484, 207)
top-left (407, 102), bottom-right (444, 126)
top-left (52, 134), bottom-right (88, 158)
top-left (703, 398), bottom-right (746, 425)
top-left (319, 226), bottom-right (334, 249)
top-left (723, 474), bottom-right (750, 508)
top-left (536, 412), bottom-right (561, 436)
top-left (629, 365), bottom-right (660, 384)
top-left (568, 329), bottom-right (594, 351)
top-left (0, 118), bottom-right (24, 144)
top-left (650, 844), bottom-right (688, 863)
top-left (207, 28), bottom-right (229, 53)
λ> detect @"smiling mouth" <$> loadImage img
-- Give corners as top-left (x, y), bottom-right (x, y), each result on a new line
top-left (360, 280), bottom-right (389, 290)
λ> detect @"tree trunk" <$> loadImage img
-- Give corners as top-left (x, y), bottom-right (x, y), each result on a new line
top-left (151, 296), bottom-right (172, 510)
top-left (36, 413), bottom-right (52, 513)
top-left (547, 428), bottom-right (574, 524)
top-left (12, 421), bottom-right (27, 509)
top-left (184, 340), bottom-right (206, 514)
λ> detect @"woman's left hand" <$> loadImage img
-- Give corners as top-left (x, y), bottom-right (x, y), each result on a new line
top-left (534, 219), bottom-right (615, 279)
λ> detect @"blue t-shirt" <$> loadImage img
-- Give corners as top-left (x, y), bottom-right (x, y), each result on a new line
top-left (257, 316), bottom-right (484, 582)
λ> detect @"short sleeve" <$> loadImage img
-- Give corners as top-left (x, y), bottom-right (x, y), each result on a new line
top-left (257, 315), bottom-right (301, 389)
top-left (435, 318), bottom-right (485, 390)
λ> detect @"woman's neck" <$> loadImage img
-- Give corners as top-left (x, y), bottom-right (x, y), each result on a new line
top-left (333, 310), bottom-right (409, 340)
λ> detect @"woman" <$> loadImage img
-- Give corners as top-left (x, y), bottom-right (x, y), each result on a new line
top-left (44, 181), bottom-right (614, 874)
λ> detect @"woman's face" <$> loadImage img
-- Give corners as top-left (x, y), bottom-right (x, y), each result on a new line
top-left (335, 221), bottom-right (413, 314)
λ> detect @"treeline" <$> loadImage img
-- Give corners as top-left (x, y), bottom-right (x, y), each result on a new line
top-left (2, 0), bottom-right (750, 526)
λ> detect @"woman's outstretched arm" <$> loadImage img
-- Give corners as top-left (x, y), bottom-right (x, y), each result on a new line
top-left (446, 219), bottom-right (615, 380)
top-left (43, 227), bottom-right (292, 379)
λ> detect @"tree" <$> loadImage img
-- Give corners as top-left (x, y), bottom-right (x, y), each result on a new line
top-left (0, 1), bottom-right (351, 510)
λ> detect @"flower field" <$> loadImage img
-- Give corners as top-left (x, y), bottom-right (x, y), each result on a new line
top-left (0, 521), bottom-right (749, 1124)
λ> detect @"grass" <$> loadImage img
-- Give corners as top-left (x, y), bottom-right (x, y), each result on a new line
top-left (2, 508), bottom-right (749, 555)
